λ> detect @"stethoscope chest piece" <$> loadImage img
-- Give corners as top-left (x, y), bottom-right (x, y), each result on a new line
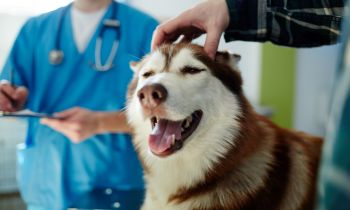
top-left (49, 50), bottom-right (64, 65)
top-left (50, 2), bottom-right (120, 70)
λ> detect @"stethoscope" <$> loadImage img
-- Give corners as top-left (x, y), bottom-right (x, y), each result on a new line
top-left (49, 1), bottom-right (121, 71)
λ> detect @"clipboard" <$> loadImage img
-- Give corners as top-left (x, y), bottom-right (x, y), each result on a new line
top-left (0, 109), bottom-right (57, 119)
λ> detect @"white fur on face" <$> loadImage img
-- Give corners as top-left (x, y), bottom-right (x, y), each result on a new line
top-left (127, 46), bottom-right (242, 205)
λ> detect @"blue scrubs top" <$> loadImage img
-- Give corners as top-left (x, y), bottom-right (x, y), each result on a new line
top-left (0, 2), bottom-right (158, 209)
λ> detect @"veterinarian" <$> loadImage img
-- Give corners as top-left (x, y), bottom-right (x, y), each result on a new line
top-left (0, 0), bottom-right (157, 209)
top-left (152, 0), bottom-right (349, 209)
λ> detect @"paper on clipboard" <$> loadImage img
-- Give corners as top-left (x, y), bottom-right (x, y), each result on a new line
top-left (0, 109), bottom-right (57, 119)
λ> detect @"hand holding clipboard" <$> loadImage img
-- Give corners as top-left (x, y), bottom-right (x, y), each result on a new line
top-left (0, 68), bottom-right (28, 113)
top-left (0, 69), bottom-right (59, 119)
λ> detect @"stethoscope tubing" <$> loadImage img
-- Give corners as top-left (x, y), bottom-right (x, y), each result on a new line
top-left (50, 1), bottom-right (120, 71)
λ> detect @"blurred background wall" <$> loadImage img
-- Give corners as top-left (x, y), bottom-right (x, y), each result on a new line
top-left (0, 0), bottom-right (341, 209)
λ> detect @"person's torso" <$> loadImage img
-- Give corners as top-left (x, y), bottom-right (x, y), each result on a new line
top-left (15, 2), bottom-right (157, 208)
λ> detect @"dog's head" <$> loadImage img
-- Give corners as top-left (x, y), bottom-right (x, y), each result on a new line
top-left (127, 43), bottom-right (245, 161)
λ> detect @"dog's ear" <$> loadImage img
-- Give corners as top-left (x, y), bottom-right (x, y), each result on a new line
top-left (215, 51), bottom-right (241, 69)
top-left (129, 61), bottom-right (141, 72)
top-left (130, 55), bottom-right (150, 72)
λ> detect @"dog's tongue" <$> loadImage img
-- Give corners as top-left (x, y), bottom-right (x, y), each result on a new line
top-left (149, 119), bottom-right (182, 155)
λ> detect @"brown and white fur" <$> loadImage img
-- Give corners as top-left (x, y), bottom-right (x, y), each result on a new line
top-left (126, 43), bottom-right (323, 210)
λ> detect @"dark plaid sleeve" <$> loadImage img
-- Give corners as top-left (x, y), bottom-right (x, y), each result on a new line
top-left (224, 0), bottom-right (345, 47)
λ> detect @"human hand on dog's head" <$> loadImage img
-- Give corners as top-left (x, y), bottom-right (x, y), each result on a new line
top-left (151, 0), bottom-right (230, 59)
top-left (0, 81), bottom-right (28, 112)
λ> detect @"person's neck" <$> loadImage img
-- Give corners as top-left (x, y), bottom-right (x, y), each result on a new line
top-left (73, 0), bottom-right (112, 12)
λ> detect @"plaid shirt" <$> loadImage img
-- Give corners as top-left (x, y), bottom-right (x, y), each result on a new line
top-left (224, 0), bottom-right (350, 209)
top-left (224, 0), bottom-right (345, 47)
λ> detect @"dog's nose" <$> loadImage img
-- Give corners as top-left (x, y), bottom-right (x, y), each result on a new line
top-left (137, 84), bottom-right (168, 108)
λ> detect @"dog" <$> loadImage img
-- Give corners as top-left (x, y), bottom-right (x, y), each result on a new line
top-left (126, 43), bottom-right (323, 210)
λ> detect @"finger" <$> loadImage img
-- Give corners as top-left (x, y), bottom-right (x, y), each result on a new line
top-left (40, 118), bottom-right (65, 131)
top-left (41, 118), bottom-right (79, 140)
top-left (41, 118), bottom-right (85, 143)
top-left (13, 87), bottom-right (28, 109)
top-left (14, 86), bottom-right (28, 100)
top-left (54, 107), bottom-right (81, 118)
top-left (0, 92), bottom-right (14, 111)
top-left (204, 27), bottom-right (222, 59)
top-left (151, 12), bottom-right (193, 50)
top-left (0, 83), bottom-right (17, 100)
top-left (41, 118), bottom-right (61, 126)
top-left (41, 117), bottom-right (82, 131)
top-left (151, 27), bottom-right (167, 50)
top-left (41, 118), bottom-right (79, 133)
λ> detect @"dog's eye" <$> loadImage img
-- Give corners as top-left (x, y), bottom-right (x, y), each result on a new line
top-left (181, 66), bottom-right (205, 74)
top-left (142, 71), bottom-right (155, 78)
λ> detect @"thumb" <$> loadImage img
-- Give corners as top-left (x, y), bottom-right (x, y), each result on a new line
top-left (54, 107), bottom-right (81, 119)
top-left (14, 87), bottom-right (28, 108)
top-left (204, 28), bottom-right (222, 59)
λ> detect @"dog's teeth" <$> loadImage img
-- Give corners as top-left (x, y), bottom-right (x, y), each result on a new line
top-left (184, 118), bottom-right (191, 128)
top-left (181, 116), bottom-right (193, 129)
top-left (181, 127), bottom-right (184, 132)
top-left (171, 134), bottom-right (176, 145)
top-left (188, 116), bottom-right (192, 124)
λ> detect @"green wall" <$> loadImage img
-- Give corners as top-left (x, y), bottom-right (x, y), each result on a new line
top-left (260, 43), bottom-right (296, 128)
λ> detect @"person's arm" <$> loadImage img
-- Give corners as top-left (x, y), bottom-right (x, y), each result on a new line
top-left (224, 0), bottom-right (344, 47)
top-left (96, 110), bottom-right (132, 134)
top-left (152, 0), bottom-right (345, 58)
top-left (40, 107), bottom-right (133, 143)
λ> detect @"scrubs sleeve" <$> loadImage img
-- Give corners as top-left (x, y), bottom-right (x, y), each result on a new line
top-left (1, 18), bottom-right (37, 88)
top-left (139, 18), bottom-right (159, 55)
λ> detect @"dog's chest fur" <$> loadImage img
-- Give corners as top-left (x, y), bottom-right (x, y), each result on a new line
top-left (127, 43), bottom-right (323, 210)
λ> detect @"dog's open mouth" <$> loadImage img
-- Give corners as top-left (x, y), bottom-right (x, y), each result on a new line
top-left (148, 110), bottom-right (203, 157)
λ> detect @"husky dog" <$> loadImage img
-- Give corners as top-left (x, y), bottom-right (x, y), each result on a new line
top-left (126, 43), bottom-right (323, 210)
